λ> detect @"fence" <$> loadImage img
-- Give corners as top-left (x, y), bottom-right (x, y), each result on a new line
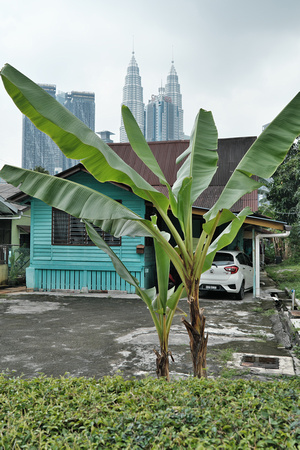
top-left (0, 245), bottom-right (30, 285)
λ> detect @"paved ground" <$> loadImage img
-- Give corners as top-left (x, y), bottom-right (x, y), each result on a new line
top-left (0, 283), bottom-right (297, 380)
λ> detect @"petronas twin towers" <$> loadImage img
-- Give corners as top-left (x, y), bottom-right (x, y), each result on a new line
top-left (120, 52), bottom-right (184, 143)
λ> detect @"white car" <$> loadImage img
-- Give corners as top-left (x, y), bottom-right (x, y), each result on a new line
top-left (199, 250), bottom-right (253, 299)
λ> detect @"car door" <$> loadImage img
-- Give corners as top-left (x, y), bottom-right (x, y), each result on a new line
top-left (236, 253), bottom-right (253, 290)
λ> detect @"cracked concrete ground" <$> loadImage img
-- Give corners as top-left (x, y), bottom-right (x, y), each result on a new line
top-left (0, 288), bottom-right (297, 380)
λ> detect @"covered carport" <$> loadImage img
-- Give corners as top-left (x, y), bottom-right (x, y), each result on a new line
top-left (192, 207), bottom-right (290, 299)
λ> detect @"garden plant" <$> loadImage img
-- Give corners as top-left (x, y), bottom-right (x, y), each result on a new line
top-left (0, 374), bottom-right (299, 448)
top-left (1, 64), bottom-right (300, 378)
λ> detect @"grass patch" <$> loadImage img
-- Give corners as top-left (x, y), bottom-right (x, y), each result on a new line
top-left (250, 332), bottom-right (268, 342)
top-left (252, 306), bottom-right (264, 313)
top-left (262, 308), bottom-right (276, 317)
top-left (293, 345), bottom-right (300, 360)
top-left (252, 306), bottom-right (276, 317)
top-left (220, 367), bottom-right (251, 379)
top-left (266, 260), bottom-right (300, 293)
top-left (0, 373), bottom-right (299, 448)
top-left (214, 347), bottom-right (236, 364)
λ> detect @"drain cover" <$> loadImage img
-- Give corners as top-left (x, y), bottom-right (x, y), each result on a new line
top-left (229, 353), bottom-right (295, 375)
top-left (241, 355), bottom-right (279, 369)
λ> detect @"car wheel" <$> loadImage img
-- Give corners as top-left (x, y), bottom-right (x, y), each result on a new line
top-left (235, 281), bottom-right (245, 300)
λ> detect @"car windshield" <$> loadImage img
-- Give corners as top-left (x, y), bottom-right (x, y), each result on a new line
top-left (213, 252), bottom-right (234, 265)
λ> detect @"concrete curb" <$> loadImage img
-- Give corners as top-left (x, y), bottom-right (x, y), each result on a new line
top-left (0, 287), bottom-right (140, 299)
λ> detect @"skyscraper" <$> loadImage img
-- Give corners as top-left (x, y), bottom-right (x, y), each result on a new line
top-left (22, 85), bottom-right (62, 175)
top-left (164, 61), bottom-right (184, 139)
top-left (97, 131), bottom-right (115, 143)
top-left (22, 85), bottom-right (95, 175)
top-left (145, 88), bottom-right (178, 141)
top-left (145, 61), bottom-right (184, 142)
top-left (63, 91), bottom-right (95, 171)
top-left (120, 52), bottom-right (144, 142)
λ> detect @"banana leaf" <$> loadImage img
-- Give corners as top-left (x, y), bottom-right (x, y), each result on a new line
top-left (203, 207), bottom-right (252, 274)
top-left (0, 63), bottom-right (169, 213)
top-left (173, 108), bottom-right (218, 207)
top-left (0, 165), bottom-right (153, 237)
top-left (122, 105), bottom-right (169, 187)
top-left (205, 91), bottom-right (300, 222)
top-left (85, 219), bottom-right (184, 347)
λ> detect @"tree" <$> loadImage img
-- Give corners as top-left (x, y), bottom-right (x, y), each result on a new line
top-left (267, 140), bottom-right (300, 223)
top-left (32, 166), bottom-right (49, 174)
top-left (266, 139), bottom-right (300, 260)
top-left (1, 64), bottom-right (300, 378)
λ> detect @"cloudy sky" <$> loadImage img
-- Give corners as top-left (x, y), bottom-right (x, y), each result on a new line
top-left (1, 0), bottom-right (300, 168)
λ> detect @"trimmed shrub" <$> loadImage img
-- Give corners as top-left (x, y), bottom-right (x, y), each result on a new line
top-left (0, 374), bottom-right (299, 448)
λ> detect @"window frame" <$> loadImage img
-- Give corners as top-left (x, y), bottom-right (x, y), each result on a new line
top-left (52, 208), bottom-right (121, 247)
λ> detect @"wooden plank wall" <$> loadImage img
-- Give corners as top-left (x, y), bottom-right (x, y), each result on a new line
top-left (29, 172), bottom-right (150, 293)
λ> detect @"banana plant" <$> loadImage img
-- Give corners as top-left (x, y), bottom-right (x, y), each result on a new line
top-left (85, 218), bottom-right (185, 380)
top-left (2, 64), bottom-right (300, 377)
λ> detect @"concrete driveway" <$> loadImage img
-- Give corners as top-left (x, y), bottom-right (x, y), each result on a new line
top-left (0, 290), bottom-right (295, 380)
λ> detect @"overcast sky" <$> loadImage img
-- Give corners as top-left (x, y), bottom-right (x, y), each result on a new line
top-left (1, 0), bottom-right (300, 168)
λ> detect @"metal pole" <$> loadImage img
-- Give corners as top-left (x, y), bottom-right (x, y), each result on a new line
top-left (252, 228), bottom-right (256, 298)
top-left (292, 289), bottom-right (295, 310)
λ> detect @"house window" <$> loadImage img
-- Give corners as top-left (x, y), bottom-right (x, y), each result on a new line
top-left (52, 208), bottom-right (121, 246)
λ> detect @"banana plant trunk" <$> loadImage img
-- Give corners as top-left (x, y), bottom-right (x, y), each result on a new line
top-left (182, 287), bottom-right (208, 378)
top-left (154, 348), bottom-right (170, 381)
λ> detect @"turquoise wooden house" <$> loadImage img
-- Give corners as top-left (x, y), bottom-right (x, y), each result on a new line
top-left (10, 137), bottom-right (283, 294)
top-left (15, 164), bottom-right (156, 293)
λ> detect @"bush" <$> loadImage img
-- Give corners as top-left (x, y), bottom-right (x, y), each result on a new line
top-left (287, 224), bottom-right (300, 263)
top-left (0, 374), bottom-right (299, 448)
top-left (264, 240), bottom-right (276, 265)
top-left (266, 259), bottom-right (300, 293)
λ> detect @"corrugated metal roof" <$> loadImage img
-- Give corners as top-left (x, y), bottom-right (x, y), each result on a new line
top-left (0, 183), bottom-right (28, 212)
top-left (0, 195), bottom-right (19, 216)
top-left (8, 137), bottom-right (258, 212)
top-left (109, 140), bottom-right (188, 187)
top-left (0, 182), bottom-right (22, 200)
top-left (109, 136), bottom-right (258, 210)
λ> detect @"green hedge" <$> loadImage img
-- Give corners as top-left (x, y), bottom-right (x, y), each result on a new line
top-left (0, 374), bottom-right (299, 449)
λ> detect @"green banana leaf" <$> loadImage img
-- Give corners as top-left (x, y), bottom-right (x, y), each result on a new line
top-left (205, 91), bottom-right (300, 222)
top-left (3, 63), bottom-right (299, 307)
top-left (0, 163), bottom-right (184, 341)
top-left (85, 219), bottom-right (184, 347)
top-left (84, 220), bottom-right (142, 288)
top-left (203, 208), bottom-right (245, 235)
top-left (173, 109), bottom-right (218, 206)
top-left (153, 233), bottom-right (171, 314)
top-left (1, 63), bottom-right (169, 213)
top-left (121, 104), bottom-right (181, 222)
top-left (0, 164), bottom-right (186, 281)
top-left (122, 105), bottom-right (170, 187)
top-left (176, 177), bottom-right (193, 233)
top-left (84, 220), bottom-right (162, 333)
top-left (0, 165), bottom-right (153, 237)
top-left (202, 208), bottom-right (252, 274)
top-left (166, 285), bottom-right (186, 333)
